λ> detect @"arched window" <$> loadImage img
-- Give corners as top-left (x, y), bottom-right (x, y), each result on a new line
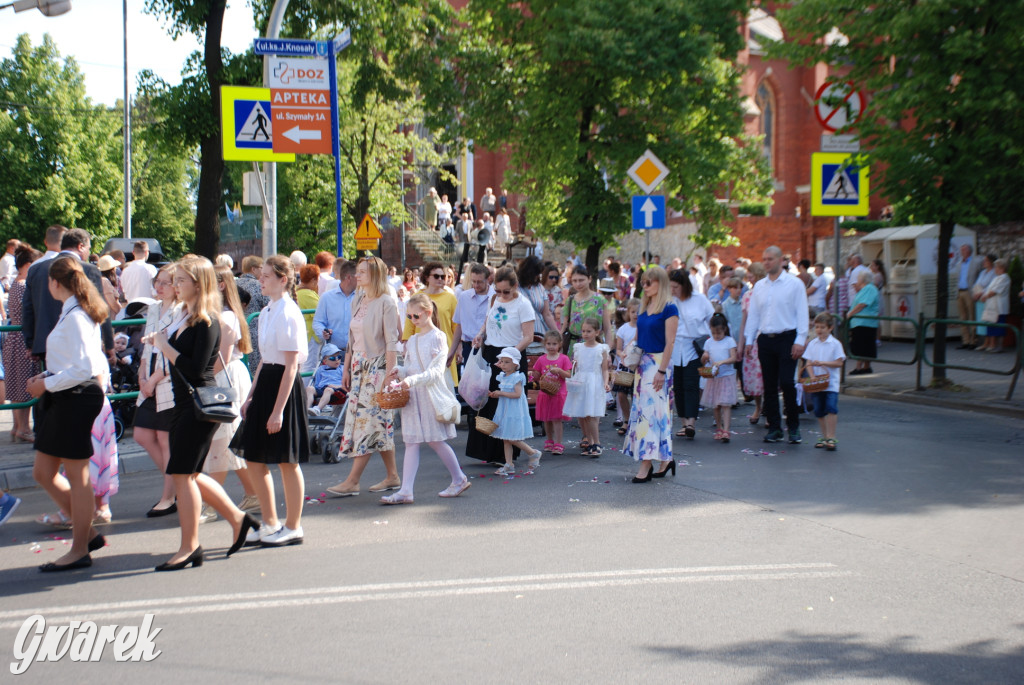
top-left (755, 81), bottom-right (775, 173)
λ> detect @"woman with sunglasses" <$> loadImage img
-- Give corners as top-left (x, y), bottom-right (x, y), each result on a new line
top-left (543, 264), bottom-right (565, 313)
top-left (517, 256), bottom-right (558, 335)
top-left (402, 261), bottom-right (459, 386)
top-left (467, 266), bottom-right (535, 463)
top-left (624, 266), bottom-right (678, 483)
top-left (327, 256), bottom-right (402, 496)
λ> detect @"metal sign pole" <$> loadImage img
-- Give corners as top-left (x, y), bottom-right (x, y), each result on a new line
top-left (329, 42), bottom-right (344, 258)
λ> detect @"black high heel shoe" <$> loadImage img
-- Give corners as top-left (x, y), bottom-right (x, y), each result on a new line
top-left (155, 546), bottom-right (204, 572)
top-left (39, 554), bottom-right (92, 573)
top-left (87, 534), bottom-right (106, 553)
top-left (651, 460), bottom-right (676, 478)
top-left (631, 469), bottom-right (653, 484)
top-left (228, 514), bottom-right (260, 557)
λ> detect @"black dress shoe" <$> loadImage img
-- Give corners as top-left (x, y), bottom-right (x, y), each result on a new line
top-left (87, 534), bottom-right (106, 553)
top-left (227, 514), bottom-right (260, 557)
top-left (40, 554), bottom-right (92, 573)
top-left (631, 470), bottom-right (653, 483)
top-left (146, 502), bottom-right (177, 518)
top-left (155, 547), bottom-right (204, 571)
top-left (652, 460), bottom-right (676, 478)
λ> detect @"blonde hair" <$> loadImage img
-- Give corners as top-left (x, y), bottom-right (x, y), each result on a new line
top-left (640, 266), bottom-right (671, 315)
top-left (407, 292), bottom-right (439, 328)
top-left (176, 256), bottom-right (220, 327)
top-left (265, 255), bottom-right (297, 300)
top-left (214, 264), bottom-right (252, 354)
top-left (359, 256), bottom-right (389, 299)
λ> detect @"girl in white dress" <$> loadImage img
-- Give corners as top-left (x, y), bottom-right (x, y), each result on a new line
top-left (381, 294), bottom-right (470, 504)
top-left (563, 318), bottom-right (611, 456)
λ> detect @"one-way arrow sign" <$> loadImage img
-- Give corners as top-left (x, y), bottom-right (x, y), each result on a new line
top-left (282, 126), bottom-right (323, 143)
top-left (631, 195), bottom-right (666, 230)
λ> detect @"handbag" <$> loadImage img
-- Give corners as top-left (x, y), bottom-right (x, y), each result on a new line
top-left (561, 296), bottom-right (576, 354)
top-left (414, 337), bottom-right (461, 423)
top-left (171, 355), bottom-right (238, 424)
top-left (622, 342), bottom-right (643, 371)
top-left (565, 360), bottom-right (585, 392)
top-left (692, 335), bottom-right (710, 356)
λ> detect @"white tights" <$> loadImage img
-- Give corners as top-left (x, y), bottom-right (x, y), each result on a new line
top-left (398, 441), bottom-right (466, 497)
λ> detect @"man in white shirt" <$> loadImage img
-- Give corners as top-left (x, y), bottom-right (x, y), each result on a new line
top-left (742, 245), bottom-right (809, 445)
top-left (0, 239), bottom-right (20, 291)
top-left (450, 263), bottom-right (492, 369)
top-left (119, 241), bottom-right (158, 301)
top-left (479, 187), bottom-right (497, 216)
top-left (806, 263), bottom-right (833, 315)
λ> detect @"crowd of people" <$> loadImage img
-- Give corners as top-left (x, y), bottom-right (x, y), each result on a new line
top-left (0, 225), bottom-right (1020, 573)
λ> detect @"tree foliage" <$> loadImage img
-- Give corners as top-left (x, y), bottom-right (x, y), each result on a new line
top-left (0, 35), bottom-right (123, 247)
top-left (421, 0), bottom-right (771, 269)
top-left (775, 0), bottom-right (1024, 383)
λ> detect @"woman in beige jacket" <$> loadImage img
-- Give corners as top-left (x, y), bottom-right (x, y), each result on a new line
top-left (327, 257), bottom-right (402, 496)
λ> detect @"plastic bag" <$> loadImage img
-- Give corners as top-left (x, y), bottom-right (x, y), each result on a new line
top-left (459, 347), bottom-right (491, 411)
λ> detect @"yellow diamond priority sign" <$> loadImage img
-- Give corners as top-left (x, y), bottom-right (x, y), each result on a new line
top-left (627, 149), bottom-right (669, 194)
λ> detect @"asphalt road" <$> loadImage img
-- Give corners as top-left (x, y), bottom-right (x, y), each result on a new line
top-left (1, 396), bottom-right (1022, 684)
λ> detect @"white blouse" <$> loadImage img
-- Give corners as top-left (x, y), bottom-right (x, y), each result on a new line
top-left (258, 296), bottom-right (308, 365)
top-left (484, 293), bottom-right (536, 348)
top-left (45, 296), bottom-right (108, 392)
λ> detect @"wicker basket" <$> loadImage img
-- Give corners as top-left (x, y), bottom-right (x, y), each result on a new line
top-left (475, 416), bottom-right (499, 435)
top-left (800, 374), bottom-right (830, 393)
top-left (374, 386), bottom-right (410, 409)
top-left (698, 366), bottom-right (716, 379)
top-left (613, 370), bottom-right (635, 387)
top-left (539, 377), bottom-right (561, 395)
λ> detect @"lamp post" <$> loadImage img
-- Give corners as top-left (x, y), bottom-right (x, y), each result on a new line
top-left (0, 0), bottom-right (71, 15)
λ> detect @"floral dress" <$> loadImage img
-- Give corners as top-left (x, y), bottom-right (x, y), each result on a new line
top-left (565, 292), bottom-right (605, 355)
top-left (741, 289), bottom-right (764, 396)
top-left (3, 280), bottom-right (38, 402)
top-left (338, 299), bottom-right (395, 458)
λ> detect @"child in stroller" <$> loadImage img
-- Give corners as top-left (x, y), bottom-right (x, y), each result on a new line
top-left (306, 343), bottom-right (345, 415)
top-left (305, 343), bottom-right (348, 462)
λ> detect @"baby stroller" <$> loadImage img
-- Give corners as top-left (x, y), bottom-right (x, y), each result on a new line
top-left (308, 387), bottom-right (348, 463)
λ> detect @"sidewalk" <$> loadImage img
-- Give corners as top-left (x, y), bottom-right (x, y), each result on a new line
top-left (1, 340), bottom-right (1020, 491)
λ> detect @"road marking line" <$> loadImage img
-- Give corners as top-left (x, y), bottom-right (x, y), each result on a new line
top-left (0, 564), bottom-right (849, 628)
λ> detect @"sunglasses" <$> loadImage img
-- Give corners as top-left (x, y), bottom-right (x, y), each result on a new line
top-left (547, 275), bottom-right (559, 280)
top-left (495, 288), bottom-right (512, 295)
top-left (430, 273), bottom-right (445, 280)
top-left (641, 280), bottom-right (652, 287)
top-left (407, 312), bottom-right (424, 320)
top-left (325, 355), bottom-right (342, 361)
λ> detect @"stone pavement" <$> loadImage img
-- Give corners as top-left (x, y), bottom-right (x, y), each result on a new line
top-left (1, 338), bottom-right (1020, 492)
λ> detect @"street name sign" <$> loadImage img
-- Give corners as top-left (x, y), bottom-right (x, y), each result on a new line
top-left (253, 38), bottom-right (330, 57)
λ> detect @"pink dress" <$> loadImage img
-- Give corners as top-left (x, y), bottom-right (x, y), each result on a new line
top-left (533, 353), bottom-right (571, 421)
top-left (741, 289), bottom-right (764, 396)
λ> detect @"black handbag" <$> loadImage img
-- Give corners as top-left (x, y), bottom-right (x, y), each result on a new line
top-left (171, 358), bottom-right (238, 424)
top-left (692, 335), bottom-right (710, 356)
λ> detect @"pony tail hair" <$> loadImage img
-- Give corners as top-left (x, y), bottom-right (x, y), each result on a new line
top-left (407, 292), bottom-right (440, 328)
top-left (48, 257), bottom-right (107, 324)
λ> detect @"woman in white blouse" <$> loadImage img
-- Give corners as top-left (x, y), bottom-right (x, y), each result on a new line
top-left (467, 266), bottom-right (535, 463)
top-left (239, 255), bottom-right (310, 547)
top-left (978, 258), bottom-right (1011, 353)
top-left (668, 268), bottom-right (714, 440)
top-left (28, 257), bottom-right (110, 572)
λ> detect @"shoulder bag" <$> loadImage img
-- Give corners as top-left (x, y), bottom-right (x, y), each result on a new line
top-left (561, 295), bottom-right (577, 354)
top-left (171, 353), bottom-right (238, 423)
top-left (414, 336), bottom-right (461, 424)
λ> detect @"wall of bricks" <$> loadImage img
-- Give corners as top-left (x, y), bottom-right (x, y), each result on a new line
top-left (975, 223), bottom-right (1024, 262)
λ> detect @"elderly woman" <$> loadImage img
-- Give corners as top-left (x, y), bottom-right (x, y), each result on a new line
top-left (562, 266), bottom-right (612, 356)
top-left (467, 266), bottom-right (536, 463)
top-left (327, 257), bottom-right (402, 496)
top-left (625, 266), bottom-right (678, 482)
top-left (978, 258), bottom-right (1011, 353)
top-left (668, 268), bottom-right (714, 439)
top-left (518, 256), bottom-right (559, 335)
top-left (847, 270), bottom-right (880, 375)
top-left (972, 255), bottom-right (997, 346)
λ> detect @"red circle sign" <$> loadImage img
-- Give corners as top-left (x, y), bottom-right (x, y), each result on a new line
top-left (814, 81), bottom-right (865, 132)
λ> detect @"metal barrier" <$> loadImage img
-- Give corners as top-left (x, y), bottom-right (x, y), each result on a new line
top-left (920, 318), bottom-right (1023, 400)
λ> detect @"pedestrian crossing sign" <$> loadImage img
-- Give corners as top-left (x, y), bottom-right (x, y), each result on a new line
top-left (811, 152), bottom-right (869, 216)
top-left (220, 86), bottom-right (296, 163)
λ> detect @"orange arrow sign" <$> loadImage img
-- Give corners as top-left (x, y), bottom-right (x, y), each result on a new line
top-left (355, 214), bottom-right (382, 239)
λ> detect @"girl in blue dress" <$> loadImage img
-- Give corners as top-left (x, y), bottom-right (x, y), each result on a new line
top-left (488, 347), bottom-right (543, 476)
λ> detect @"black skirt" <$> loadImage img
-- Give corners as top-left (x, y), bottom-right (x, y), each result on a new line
top-left (167, 399), bottom-right (220, 475)
top-left (849, 326), bottom-right (877, 359)
top-left (35, 381), bottom-right (104, 460)
top-left (133, 396), bottom-right (173, 431)
top-left (465, 344), bottom-right (528, 462)
top-left (238, 363), bottom-right (309, 465)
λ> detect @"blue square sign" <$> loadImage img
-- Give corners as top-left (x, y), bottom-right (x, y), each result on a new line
top-left (234, 99), bottom-right (274, 150)
top-left (820, 163), bottom-right (861, 206)
top-left (631, 195), bottom-right (666, 230)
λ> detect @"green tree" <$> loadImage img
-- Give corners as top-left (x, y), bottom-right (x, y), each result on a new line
top-left (775, 0), bottom-right (1024, 386)
top-left (420, 0), bottom-right (771, 271)
top-left (0, 34), bottom-right (123, 247)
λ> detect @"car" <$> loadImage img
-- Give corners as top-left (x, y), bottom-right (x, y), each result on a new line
top-left (99, 238), bottom-right (165, 264)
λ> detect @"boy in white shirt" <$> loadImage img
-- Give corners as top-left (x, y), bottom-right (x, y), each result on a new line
top-left (799, 312), bottom-right (846, 451)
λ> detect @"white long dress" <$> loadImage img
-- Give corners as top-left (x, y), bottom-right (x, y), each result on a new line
top-left (399, 328), bottom-right (456, 444)
top-left (563, 343), bottom-right (608, 418)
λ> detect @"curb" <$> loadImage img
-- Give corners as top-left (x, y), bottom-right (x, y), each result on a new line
top-left (842, 386), bottom-right (1024, 420)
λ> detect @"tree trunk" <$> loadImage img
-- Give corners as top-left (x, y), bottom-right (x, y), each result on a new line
top-left (931, 218), bottom-right (954, 386)
top-left (193, 1), bottom-right (227, 259)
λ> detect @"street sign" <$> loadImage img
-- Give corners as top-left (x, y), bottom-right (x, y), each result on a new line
top-left (253, 38), bottom-right (330, 57)
top-left (270, 88), bottom-right (332, 155)
top-left (810, 152), bottom-right (870, 217)
top-left (821, 134), bottom-right (860, 153)
top-left (356, 214), bottom-right (383, 240)
top-left (333, 27), bottom-right (352, 53)
top-left (814, 81), bottom-right (865, 132)
top-left (355, 238), bottom-right (379, 251)
top-left (220, 86), bottom-right (296, 163)
top-left (631, 195), bottom-right (666, 230)
top-left (269, 57), bottom-right (330, 90)
top-left (627, 149), bottom-right (670, 194)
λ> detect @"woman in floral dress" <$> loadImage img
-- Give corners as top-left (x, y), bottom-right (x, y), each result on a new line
top-left (3, 246), bottom-right (41, 442)
top-left (562, 266), bottom-right (612, 356)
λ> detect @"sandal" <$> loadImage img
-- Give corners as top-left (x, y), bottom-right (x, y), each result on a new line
top-left (815, 439), bottom-right (828, 449)
top-left (748, 414), bottom-right (761, 425)
top-left (37, 511), bottom-right (72, 529)
top-left (93, 510), bottom-right (113, 525)
top-left (721, 431), bottom-right (730, 444)
top-left (617, 426), bottom-right (627, 435)
top-left (579, 439), bottom-right (591, 450)
top-left (825, 438), bottom-right (837, 451)
top-left (675, 429), bottom-right (687, 437)
top-left (589, 444), bottom-right (602, 457)
top-left (380, 492), bottom-right (414, 505)
top-left (551, 443), bottom-right (564, 455)
top-left (544, 440), bottom-right (553, 453)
